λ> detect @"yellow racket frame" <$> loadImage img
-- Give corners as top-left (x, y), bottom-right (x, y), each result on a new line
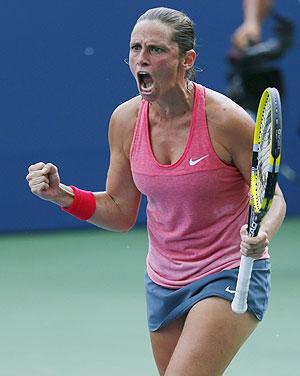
top-left (250, 88), bottom-right (281, 215)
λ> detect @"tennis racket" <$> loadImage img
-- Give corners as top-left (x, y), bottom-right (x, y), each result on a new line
top-left (231, 87), bottom-right (282, 314)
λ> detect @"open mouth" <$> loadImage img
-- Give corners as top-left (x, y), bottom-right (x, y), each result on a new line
top-left (138, 72), bottom-right (154, 92)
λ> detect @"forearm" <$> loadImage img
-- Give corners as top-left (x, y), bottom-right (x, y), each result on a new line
top-left (59, 184), bottom-right (140, 232)
top-left (240, 186), bottom-right (285, 259)
top-left (88, 191), bottom-right (140, 232)
top-left (243, 0), bottom-right (272, 23)
top-left (260, 185), bottom-right (286, 241)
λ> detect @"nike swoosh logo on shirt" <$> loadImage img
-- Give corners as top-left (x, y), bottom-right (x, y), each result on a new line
top-left (189, 154), bottom-right (209, 166)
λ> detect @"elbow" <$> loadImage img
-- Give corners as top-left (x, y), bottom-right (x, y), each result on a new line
top-left (282, 192), bottom-right (287, 209)
top-left (94, 220), bottom-right (135, 233)
top-left (109, 213), bottom-right (137, 233)
top-left (117, 226), bottom-right (133, 233)
top-left (278, 186), bottom-right (287, 217)
top-left (117, 217), bottom-right (137, 233)
top-left (114, 203), bottom-right (139, 233)
top-left (90, 212), bottom-right (136, 233)
top-left (281, 196), bottom-right (287, 219)
top-left (275, 184), bottom-right (286, 217)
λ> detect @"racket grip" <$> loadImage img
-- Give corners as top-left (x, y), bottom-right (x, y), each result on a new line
top-left (231, 255), bottom-right (254, 314)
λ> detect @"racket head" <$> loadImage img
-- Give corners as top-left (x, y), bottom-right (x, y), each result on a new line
top-left (250, 87), bottom-right (282, 226)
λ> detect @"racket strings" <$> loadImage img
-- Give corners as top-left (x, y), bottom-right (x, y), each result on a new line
top-left (256, 100), bottom-right (272, 208)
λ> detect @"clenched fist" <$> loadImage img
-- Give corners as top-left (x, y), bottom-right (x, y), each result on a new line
top-left (26, 162), bottom-right (73, 207)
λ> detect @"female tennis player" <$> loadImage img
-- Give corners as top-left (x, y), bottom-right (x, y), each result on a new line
top-left (26, 7), bottom-right (286, 376)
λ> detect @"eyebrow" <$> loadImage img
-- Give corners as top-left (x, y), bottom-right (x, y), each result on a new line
top-left (130, 33), bottom-right (172, 46)
top-left (130, 40), bottom-right (170, 48)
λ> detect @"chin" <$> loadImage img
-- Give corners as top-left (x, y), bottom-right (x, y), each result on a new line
top-left (140, 92), bottom-right (156, 102)
top-left (138, 87), bottom-right (159, 102)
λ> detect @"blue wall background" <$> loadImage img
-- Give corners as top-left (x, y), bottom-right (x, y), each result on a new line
top-left (1, 0), bottom-right (299, 232)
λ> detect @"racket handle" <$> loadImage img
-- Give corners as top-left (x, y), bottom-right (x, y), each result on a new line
top-left (231, 255), bottom-right (254, 314)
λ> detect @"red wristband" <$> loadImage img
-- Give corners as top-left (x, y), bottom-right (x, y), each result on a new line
top-left (61, 185), bottom-right (96, 221)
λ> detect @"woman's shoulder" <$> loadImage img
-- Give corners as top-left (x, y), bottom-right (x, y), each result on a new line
top-left (108, 95), bottom-right (143, 157)
top-left (204, 87), bottom-right (255, 134)
top-left (203, 86), bottom-right (255, 165)
top-left (111, 95), bottom-right (142, 125)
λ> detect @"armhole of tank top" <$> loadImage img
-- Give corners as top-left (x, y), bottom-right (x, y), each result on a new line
top-left (129, 99), bottom-right (146, 161)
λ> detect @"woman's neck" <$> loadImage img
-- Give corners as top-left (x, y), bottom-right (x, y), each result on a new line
top-left (150, 81), bottom-right (194, 119)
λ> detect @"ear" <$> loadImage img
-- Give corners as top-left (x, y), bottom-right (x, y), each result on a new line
top-left (182, 49), bottom-right (196, 71)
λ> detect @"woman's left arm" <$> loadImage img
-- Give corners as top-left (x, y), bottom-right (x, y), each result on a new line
top-left (207, 91), bottom-right (286, 257)
top-left (228, 102), bottom-right (286, 257)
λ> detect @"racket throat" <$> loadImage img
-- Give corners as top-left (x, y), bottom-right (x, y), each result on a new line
top-left (248, 209), bottom-right (261, 237)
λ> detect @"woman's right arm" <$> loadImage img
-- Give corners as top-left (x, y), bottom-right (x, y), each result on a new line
top-left (88, 101), bottom-right (142, 231)
top-left (26, 99), bottom-right (142, 232)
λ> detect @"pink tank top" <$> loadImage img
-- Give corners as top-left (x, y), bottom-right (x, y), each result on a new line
top-left (130, 83), bottom-right (268, 288)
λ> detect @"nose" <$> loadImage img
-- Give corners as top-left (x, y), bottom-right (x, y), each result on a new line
top-left (137, 47), bottom-right (150, 66)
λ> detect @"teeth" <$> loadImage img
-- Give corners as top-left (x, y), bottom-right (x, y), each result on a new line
top-left (138, 72), bottom-right (153, 90)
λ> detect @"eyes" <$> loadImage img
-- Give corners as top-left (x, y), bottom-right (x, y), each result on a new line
top-left (150, 46), bottom-right (164, 54)
top-left (130, 44), bottom-right (165, 55)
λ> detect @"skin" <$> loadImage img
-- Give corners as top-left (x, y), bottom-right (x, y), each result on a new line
top-left (26, 18), bottom-right (286, 375)
top-left (232, 0), bottom-right (273, 49)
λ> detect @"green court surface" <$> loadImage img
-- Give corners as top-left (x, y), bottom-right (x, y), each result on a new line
top-left (0, 218), bottom-right (299, 376)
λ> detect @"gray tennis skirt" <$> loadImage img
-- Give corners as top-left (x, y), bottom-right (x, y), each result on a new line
top-left (145, 259), bottom-right (271, 332)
